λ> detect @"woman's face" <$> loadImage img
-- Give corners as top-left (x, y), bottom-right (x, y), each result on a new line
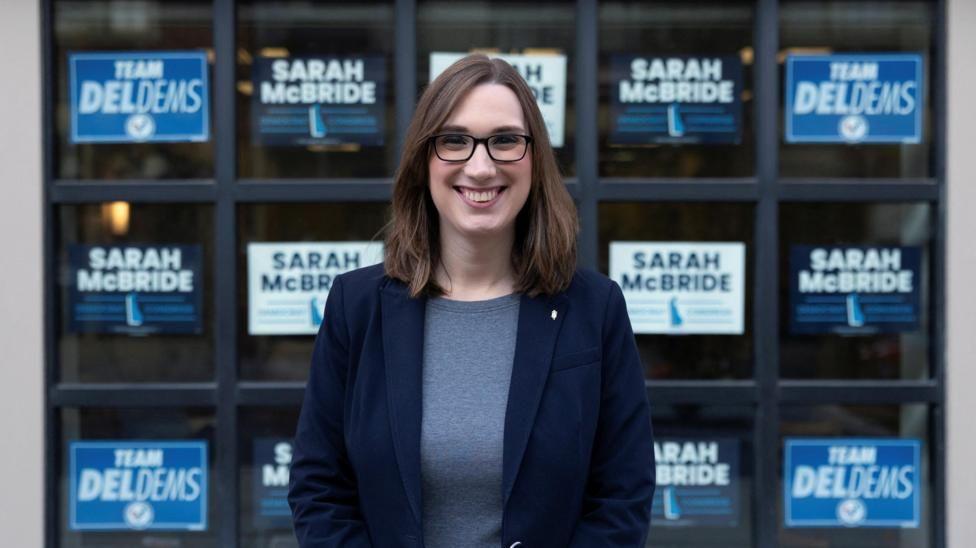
top-left (428, 83), bottom-right (532, 243)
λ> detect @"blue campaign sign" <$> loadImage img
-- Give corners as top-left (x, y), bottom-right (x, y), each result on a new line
top-left (610, 54), bottom-right (743, 145)
top-left (784, 438), bottom-right (920, 528)
top-left (69, 441), bottom-right (208, 531)
top-left (69, 51), bottom-right (210, 143)
top-left (789, 245), bottom-right (921, 335)
top-left (785, 53), bottom-right (923, 143)
top-left (652, 438), bottom-right (741, 527)
top-left (251, 438), bottom-right (293, 529)
top-left (67, 244), bottom-right (204, 335)
top-left (251, 55), bottom-right (386, 146)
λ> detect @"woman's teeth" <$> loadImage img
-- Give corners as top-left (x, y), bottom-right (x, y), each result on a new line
top-left (462, 189), bottom-right (498, 202)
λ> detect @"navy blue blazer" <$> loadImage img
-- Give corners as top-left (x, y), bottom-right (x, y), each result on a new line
top-left (288, 263), bottom-right (655, 547)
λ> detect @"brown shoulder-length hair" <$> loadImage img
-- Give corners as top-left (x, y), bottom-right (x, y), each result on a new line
top-left (384, 54), bottom-right (578, 298)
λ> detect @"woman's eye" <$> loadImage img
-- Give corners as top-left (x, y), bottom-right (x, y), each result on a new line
top-left (491, 135), bottom-right (520, 148)
top-left (439, 135), bottom-right (471, 149)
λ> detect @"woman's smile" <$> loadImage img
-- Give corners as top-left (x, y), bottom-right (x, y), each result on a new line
top-left (454, 185), bottom-right (507, 208)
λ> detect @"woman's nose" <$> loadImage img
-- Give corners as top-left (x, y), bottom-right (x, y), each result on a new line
top-left (463, 142), bottom-right (497, 180)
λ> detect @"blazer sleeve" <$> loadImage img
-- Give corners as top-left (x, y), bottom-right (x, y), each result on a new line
top-left (568, 280), bottom-right (656, 547)
top-left (288, 275), bottom-right (372, 547)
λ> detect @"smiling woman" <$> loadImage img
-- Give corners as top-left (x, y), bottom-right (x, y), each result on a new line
top-left (288, 54), bottom-right (655, 548)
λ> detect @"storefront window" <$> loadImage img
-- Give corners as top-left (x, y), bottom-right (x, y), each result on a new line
top-left (650, 404), bottom-right (754, 547)
top-left (779, 0), bottom-right (934, 178)
top-left (599, 202), bottom-right (754, 380)
top-left (779, 404), bottom-right (931, 547)
top-left (58, 203), bottom-right (214, 382)
top-left (238, 202), bottom-right (388, 380)
top-left (59, 407), bottom-right (217, 546)
top-left (239, 408), bottom-right (301, 548)
top-left (237, 0), bottom-right (396, 178)
top-left (54, 0), bottom-right (214, 180)
top-left (779, 202), bottom-right (931, 379)
top-left (599, 1), bottom-right (755, 178)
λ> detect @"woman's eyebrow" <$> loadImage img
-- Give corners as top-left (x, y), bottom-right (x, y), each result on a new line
top-left (439, 124), bottom-right (527, 134)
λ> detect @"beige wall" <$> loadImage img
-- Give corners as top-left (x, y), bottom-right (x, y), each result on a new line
top-left (0, 0), bottom-right (43, 545)
top-left (947, 0), bottom-right (976, 545)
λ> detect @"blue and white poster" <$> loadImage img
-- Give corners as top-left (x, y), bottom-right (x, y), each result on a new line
top-left (67, 244), bottom-right (203, 335)
top-left (69, 51), bottom-right (210, 143)
top-left (610, 55), bottom-right (743, 145)
top-left (252, 55), bottom-right (386, 146)
top-left (785, 53), bottom-right (923, 143)
top-left (784, 438), bottom-right (921, 528)
top-left (610, 242), bottom-right (745, 334)
top-left (247, 241), bottom-right (383, 335)
top-left (430, 52), bottom-right (567, 148)
top-left (252, 438), bottom-right (293, 529)
top-left (653, 438), bottom-right (740, 527)
top-left (69, 441), bottom-right (208, 531)
top-left (789, 245), bottom-right (921, 335)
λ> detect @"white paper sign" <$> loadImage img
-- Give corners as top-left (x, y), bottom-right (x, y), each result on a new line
top-left (247, 241), bottom-right (383, 335)
top-left (429, 52), bottom-right (567, 147)
top-left (610, 242), bottom-right (745, 335)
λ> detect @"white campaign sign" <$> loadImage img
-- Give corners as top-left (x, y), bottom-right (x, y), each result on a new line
top-left (429, 52), bottom-right (567, 147)
top-left (610, 242), bottom-right (745, 335)
top-left (247, 242), bottom-right (383, 335)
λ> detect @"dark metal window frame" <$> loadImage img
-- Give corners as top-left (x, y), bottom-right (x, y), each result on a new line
top-left (41, 0), bottom-right (947, 546)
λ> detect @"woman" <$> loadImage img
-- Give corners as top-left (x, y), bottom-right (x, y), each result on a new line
top-left (288, 54), bottom-right (654, 548)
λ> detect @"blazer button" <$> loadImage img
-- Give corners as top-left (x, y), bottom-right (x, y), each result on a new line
top-left (509, 543), bottom-right (522, 548)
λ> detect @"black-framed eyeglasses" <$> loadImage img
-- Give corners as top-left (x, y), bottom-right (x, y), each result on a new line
top-left (429, 133), bottom-right (533, 163)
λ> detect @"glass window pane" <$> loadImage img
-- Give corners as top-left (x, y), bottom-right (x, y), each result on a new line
top-left (237, 0), bottom-right (396, 178)
top-left (417, 0), bottom-right (576, 176)
top-left (779, 0), bottom-right (934, 178)
top-left (779, 203), bottom-right (931, 379)
top-left (649, 404), bottom-right (754, 546)
top-left (599, 1), bottom-right (755, 178)
top-left (60, 407), bottom-right (217, 546)
top-left (239, 407), bottom-right (301, 548)
top-left (59, 204), bottom-right (214, 382)
top-left (599, 203), bottom-right (754, 380)
top-left (54, 0), bottom-right (214, 179)
top-left (779, 404), bottom-right (931, 547)
top-left (238, 203), bottom-right (389, 381)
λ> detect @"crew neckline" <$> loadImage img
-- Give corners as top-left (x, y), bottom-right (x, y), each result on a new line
top-left (427, 292), bottom-right (520, 313)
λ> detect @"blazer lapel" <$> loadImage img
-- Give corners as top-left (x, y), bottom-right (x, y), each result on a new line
top-left (380, 281), bottom-right (425, 528)
top-left (502, 291), bottom-right (568, 506)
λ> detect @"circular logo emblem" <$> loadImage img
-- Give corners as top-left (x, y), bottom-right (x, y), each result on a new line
top-left (836, 498), bottom-right (867, 526)
top-left (125, 113), bottom-right (156, 141)
top-left (124, 501), bottom-right (154, 529)
top-left (839, 115), bottom-right (869, 142)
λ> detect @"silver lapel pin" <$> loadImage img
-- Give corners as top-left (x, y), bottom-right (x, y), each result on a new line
top-left (551, 309), bottom-right (558, 320)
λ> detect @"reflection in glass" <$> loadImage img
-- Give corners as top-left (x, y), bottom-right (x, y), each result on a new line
top-left (599, 203), bottom-right (754, 380)
top-left (779, 0), bottom-right (933, 178)
top-left (649, 404), bottom-right (754, 547)
top-left (58, 204), bottom-right (214, 382)
top-left (237, 0), bottom-right (396, 178)
top-left (418, 0), bottom-right (576, 176)
top-left (599, 1), bottom-right (755, 177)
top-left (59, 407), bottom-right (217, 546)
top-left (779, 203), bottom-right (931, 379)
top-left (238, 203), bottom-right (389, 381)
top-left (779, 404), bottom-right (930, 547)
top-left (54, 0), bottom-right (214, 179)
top-left (239, 408), bottom-right (301, 548)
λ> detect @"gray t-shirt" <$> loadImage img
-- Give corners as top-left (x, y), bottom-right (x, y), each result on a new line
top-left (420, 292), bottom-right (520, 548)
